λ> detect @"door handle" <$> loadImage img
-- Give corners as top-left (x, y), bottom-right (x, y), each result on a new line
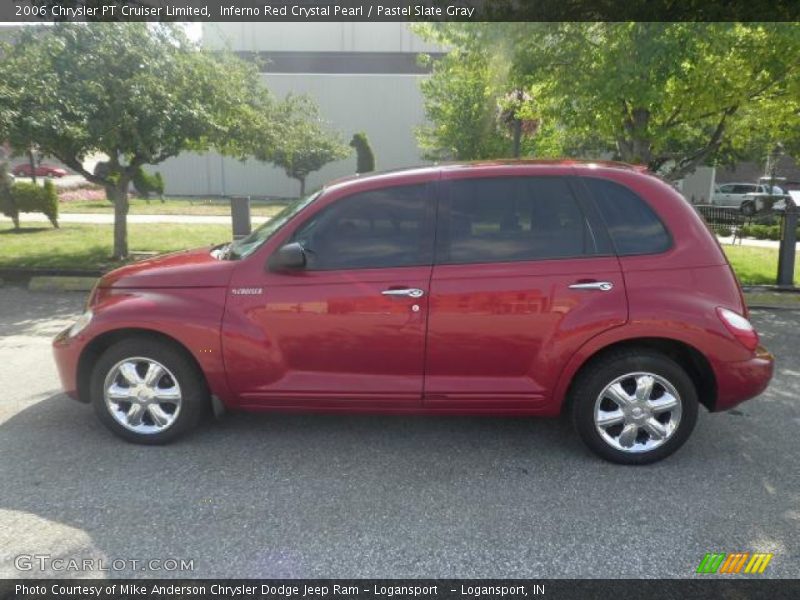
top-left (382, 288), bottom-right (425, 298)
top-left (569, 281), bottom-right (614, 291)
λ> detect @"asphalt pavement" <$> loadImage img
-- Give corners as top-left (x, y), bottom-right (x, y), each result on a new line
top-left (0, 286), bottom-right (797, 579)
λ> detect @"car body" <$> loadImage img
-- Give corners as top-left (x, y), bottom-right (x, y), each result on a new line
top-left (53, 160), bottom-right (774, 464)
top-left (740, 192), bottom-right (790, 215)
top-left (12, 163), bottom-right (68, 178)
top-left (712, 182), bottom-right (780, 208)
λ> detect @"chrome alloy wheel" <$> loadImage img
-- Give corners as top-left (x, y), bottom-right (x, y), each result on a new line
top-left (103, 357), bottom-right (182, 434)
top-left (594, 372), bottom-right (682, 453)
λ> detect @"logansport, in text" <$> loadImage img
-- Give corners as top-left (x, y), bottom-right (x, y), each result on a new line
top-left (220, 4), bottom-right (476, 18)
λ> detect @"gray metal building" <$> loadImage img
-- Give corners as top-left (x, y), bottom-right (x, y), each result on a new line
top-left (155, 23), bottom-right (443, 198)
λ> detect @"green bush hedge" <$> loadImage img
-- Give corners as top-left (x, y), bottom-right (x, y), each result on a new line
top-left (716, 225), bottom-right (732, 237)
top-left (132, 167), bottom-right (164, 199)
top-left (0, 177), bottom-right (59, 229)
top-left (739, 223), bottom-right (798, 241)
top-left (350, 132), bottom-right (375, 173)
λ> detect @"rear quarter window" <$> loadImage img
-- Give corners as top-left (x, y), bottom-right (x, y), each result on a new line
top-left (584, 178), bottom-right (672, 256)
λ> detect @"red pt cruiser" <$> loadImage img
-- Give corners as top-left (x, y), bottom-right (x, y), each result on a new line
top-left (53, 161), bottom-right (774, 464)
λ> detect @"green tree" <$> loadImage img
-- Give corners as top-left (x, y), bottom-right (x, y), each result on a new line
top-left (0, 23), bottom-right (273, 259)
top-left (414, 23), bottom-right (800, 180)
top-left (414, 37), bottom-right (509, 161)
top-left (255, 95), bottom-right (350, 196)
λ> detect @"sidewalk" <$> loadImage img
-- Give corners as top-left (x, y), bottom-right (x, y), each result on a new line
top-left (716, 236), bottom-right (789, 249)
top-left (0, 213), bottom-right (271, 225)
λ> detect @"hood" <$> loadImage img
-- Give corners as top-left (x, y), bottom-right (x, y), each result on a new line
top-left (99, 246), bottom-right (237, 289)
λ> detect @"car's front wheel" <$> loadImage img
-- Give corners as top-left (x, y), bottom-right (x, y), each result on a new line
top-left (571, 349), bottom-right (699, 464)
top-left (90, 337), bottom-right (208, 444)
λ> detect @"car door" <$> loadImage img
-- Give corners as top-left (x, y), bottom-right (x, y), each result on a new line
top-left (423, 173), bottom-right (627, 411)
top-left (715, 184), bottom-right (734, 205)
top-left (222, 181), bottom-right (435, 408)
top-left (731, 184), bottom-right (757, 207)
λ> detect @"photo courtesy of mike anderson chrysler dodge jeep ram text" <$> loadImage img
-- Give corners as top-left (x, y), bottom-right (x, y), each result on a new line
top-left (53, 161), bottom-right (773, 464)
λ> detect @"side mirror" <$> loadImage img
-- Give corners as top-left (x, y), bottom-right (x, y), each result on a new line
top-left (268, 242), bottom-right (307, 272)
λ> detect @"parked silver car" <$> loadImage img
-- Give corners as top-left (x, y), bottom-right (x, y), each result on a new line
top-left (712, 182), bottom-right (782, 208)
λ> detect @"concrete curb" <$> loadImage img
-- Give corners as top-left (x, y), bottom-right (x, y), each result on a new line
top-left (744, 292), bottom-right (800, 309)
top-left (28, 276), bottom-right (98, 292)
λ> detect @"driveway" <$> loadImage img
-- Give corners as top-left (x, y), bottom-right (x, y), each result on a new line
top-left (0, 286), bottom-right (797, 578)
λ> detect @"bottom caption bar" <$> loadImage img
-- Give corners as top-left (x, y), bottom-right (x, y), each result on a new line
top-left (2, 580), bottom-right (798, 600)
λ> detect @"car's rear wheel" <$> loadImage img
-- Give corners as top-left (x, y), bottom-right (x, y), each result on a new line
top-left (571, 349), bottom-right (699, 465)
top-left (90, 337), bottom-right (208, 444)
top-left (741, 201), bottom-right (756, 216)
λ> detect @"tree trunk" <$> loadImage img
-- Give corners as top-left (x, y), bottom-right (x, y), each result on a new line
top-left (111, 178), bottom-right (130, 260)
top-left (618, 106), bottom-right (652, 165)
top-left (28, 149), bottom-right (37, 185)
top-left (299, 177), bottom-right (306, 197)
top-left (512, 119), bottom-right (522, 158)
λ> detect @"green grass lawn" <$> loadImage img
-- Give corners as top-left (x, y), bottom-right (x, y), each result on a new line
top-left (59, 197), bottom-right (286, 217)
top-left (722, 245), bottom-right (800, 286)
top-left (2, 219), bottom-right (798, 284)
top-left (1, 222), bottom-right (232, 270)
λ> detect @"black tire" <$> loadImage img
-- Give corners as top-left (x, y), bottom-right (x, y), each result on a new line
top-left (570, 349), bottom-right (699, 465)
top-left (741, 201), bottom-right (756, 217)
top-left (90, 337), bottom-right (209, 444)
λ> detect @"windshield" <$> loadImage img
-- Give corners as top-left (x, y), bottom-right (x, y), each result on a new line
top-left (227, 191), bottom-right (322, 259)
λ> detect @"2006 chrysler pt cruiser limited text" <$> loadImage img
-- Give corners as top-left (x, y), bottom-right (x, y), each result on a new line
top-left (53, 160), bottom-right (774, 464)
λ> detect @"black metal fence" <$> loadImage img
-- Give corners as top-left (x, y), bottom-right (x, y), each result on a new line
top-left (694, 204), bottom-right (750, 237)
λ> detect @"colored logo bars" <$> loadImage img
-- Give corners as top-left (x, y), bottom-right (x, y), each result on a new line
top-left (696, 552), bottom-right (774, 574)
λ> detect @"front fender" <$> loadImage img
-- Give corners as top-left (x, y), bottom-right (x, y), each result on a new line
top-left (75, 287), bottom-right (232, 404)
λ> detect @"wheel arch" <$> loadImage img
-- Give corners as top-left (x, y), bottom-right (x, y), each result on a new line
top-left (77, 328), bottom-right (208, 404)
top-left (559, 337), bottom-right (717, 414)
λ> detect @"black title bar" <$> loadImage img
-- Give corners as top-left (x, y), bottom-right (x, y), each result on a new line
top-left (4, 0), bottom-right (800, 22)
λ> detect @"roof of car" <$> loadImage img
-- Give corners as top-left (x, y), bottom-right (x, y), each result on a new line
top-left (324, 159), bottom-right (647, 189)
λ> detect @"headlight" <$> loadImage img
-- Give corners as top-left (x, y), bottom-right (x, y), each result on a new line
top-left (68, 309), bottom-right (93, 338)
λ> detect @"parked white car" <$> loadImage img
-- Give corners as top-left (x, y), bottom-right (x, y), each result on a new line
top-left (712, 182), bottom-right (782, 208)
top-left (741, 190), bottom-right (800, 215)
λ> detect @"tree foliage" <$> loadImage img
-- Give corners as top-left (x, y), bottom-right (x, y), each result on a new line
top-left (413, 23), bottom-right (800, 180)
top-left (0, 23), bottom-right (273, 258)
top-left (253, 95), bottom-right (350, 196)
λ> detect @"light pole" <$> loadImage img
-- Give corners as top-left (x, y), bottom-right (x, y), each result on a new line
top-left (772, 144), bottom-right (796, 288)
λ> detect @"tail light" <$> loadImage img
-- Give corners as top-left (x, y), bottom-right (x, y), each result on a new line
top-left (716, 307), bottom-right (759, 351)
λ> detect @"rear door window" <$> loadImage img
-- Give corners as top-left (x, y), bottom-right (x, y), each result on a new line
top-left (583, 178), bottom-right (672, 256)
top-left (437, 177), bottom-right (597, 264)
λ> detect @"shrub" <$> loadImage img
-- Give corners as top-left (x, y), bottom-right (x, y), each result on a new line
top-left (742, 224), bottom-right (783, 241)
top-left (132, 167), bottom-right (165, 200)
top-left (1, 178), bottom-right (59, 229)
top-left (755, 225), bottom-right (772, 239)
top-left (0, 163), bottom-right (14, 223)
top-left (753, 214), bottom-right (778, 226)
top-left (350, 132), bottom-right (375, 173)
top-left (716, 225), bottom-right (732, 237)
